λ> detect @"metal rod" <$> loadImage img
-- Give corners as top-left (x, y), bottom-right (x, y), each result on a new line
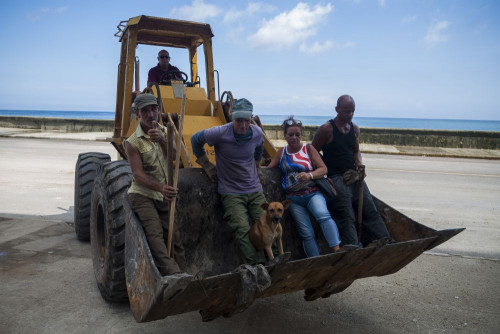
top-left (214, 69), bottom-right (220, 101)
top-left (134, 56), bottom-right (140, 92)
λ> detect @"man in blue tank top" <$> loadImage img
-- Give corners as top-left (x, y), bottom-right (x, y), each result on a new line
top-left (312, 95), bottom-right (392, 247)
top-left (191, 98), bottom-right (268, 265)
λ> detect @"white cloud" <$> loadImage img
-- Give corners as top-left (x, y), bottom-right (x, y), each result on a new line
top-left (378, 0), bottom-right (386, 7)
top-left (401, 15), bottom-right (417, 23)
top-left (336, 41), bottom-right (355, 49)
top-left (224, 2), bottom-right (276, 24)
top-left (247, 2), bottom-right (333, 51)
top-left (425, 20), bottom-right (450, 44)
top-left (27, 13), bottom-right (42, 22)
top-left (299, 41), bottom-right (354, 54)
top-left (223, 8), bottom-right (244, 22)
top-left (27, 7), bottom-right (68, 22)
top-left (300, 41), bottom-right (333, 54)
top-left (169, 0), bottom-right (220, 21)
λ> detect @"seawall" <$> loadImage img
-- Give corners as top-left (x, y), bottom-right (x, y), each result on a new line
top-left (0, 116), bottom-right (112, 133)
top-left (1, 116), bottom-right (499, 150)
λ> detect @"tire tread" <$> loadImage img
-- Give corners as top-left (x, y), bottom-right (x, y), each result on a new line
top-left (74, 152), bottom-right (110, 241)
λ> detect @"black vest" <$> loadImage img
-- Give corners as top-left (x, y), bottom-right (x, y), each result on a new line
top-left (322, 119), bottom-right (356, 176)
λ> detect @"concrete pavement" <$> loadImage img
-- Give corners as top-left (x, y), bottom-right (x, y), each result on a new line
top-left (1, 218), bottom-right (498, 334)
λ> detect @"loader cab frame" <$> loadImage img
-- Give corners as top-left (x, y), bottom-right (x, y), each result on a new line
top-left (111, 15), bottom-right (220, 158)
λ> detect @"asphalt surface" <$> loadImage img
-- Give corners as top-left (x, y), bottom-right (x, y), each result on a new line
top-left (365, 154), bottom-right (500, 260)
top-left (0, 134), bottom-right (499, 333)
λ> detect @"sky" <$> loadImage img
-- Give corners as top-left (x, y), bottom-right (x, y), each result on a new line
top-left (0, 0), bottom-right (499, 120)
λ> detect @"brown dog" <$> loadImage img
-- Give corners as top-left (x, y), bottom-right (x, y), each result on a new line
top-left (249, 200), bottom-right (291, 260)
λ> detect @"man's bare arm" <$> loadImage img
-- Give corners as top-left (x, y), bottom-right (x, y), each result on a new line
top-left (312, 123), bottom-right (333, 153)
top-left (266, 147), bottom-right (284, 168)
top-left (308, 144), bottom-right (327, 178)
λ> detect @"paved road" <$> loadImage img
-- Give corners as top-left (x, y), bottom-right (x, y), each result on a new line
top-left (1, 137), bottom-right (499, 333)
top-left (364, 154), bottom-right (500, 260)
top-left (1, 137), bottom-right (498, 259)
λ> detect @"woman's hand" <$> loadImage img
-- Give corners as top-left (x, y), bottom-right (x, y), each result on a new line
top-left (296, 172), bottom-right (313, 181)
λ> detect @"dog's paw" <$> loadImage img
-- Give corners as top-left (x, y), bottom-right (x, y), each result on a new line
top-left (268, 252), bottom-right (291, 266)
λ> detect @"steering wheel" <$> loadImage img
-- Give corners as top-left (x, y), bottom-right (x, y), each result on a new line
top-left (221, 91), bottom-right (234, 122)
top-left (159, 70), bottom-right (189, 85)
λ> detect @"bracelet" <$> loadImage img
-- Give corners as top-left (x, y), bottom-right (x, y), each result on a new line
top-left (309, 173), bottom-right (314, 180)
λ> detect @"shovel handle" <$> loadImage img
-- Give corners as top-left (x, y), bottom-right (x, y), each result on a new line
top-left (166, 123), bottom-right (174, 186)
top-left (357, 165), bottom-right (366, 241)
top-left (167, 93), bottom-right (186, 257)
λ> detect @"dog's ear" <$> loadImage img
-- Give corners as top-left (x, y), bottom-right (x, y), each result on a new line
top-left (282, 199), bottom-right (291, 210)
top-left (261, 202), bottom-right (269, 210)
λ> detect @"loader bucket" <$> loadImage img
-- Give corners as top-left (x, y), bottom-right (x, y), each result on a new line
top-left (124, 168), bottom-right (464, 322)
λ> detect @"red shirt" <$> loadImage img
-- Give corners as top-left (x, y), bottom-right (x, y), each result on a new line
top-left (147, 64), bottom-right (181, 84)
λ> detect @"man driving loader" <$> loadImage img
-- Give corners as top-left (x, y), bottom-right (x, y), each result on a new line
top-left (124, 93), bottom-right (188, 276)
top-left (147, 50), bottom-right (182, 86)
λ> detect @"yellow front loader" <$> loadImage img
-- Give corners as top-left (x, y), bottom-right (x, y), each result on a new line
top-left (73, 15), bottom-right (463, 323)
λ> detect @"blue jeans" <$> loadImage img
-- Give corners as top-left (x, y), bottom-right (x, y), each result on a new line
top-left (287, 191), bottom-right (341, 257)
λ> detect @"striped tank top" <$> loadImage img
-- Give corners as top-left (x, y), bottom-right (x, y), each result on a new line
top-left (279, 143), bottom-right (315, 193)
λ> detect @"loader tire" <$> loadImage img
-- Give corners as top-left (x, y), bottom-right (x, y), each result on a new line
top-left (74, 152), bottom-right (111, 241)
top-left (90, 160), bottom-right (132, 302)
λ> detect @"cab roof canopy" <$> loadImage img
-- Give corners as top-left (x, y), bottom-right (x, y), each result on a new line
top-left (118, 15), bottom-right (214, 49)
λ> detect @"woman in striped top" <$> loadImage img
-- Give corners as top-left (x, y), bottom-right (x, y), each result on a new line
top-left (268, 116), bottom-right (341, 257)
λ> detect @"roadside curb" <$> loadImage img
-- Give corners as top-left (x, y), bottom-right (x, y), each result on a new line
top-left (0, 134), bottom-right (109, 142)
top-left (1, 129), bottom-right (499, 160)
top-left (271, 139), bottom-right (500, 160)
top-left (360, 149), bottom-right (500, 160)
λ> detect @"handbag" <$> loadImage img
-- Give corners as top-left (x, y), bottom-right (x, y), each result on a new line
top-left (305, 144), bottom-right (337, 204)
top-left (315, 176), bottom-right (337, 204)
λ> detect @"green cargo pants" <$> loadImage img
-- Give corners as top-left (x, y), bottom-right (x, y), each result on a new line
top-left (222, 192), bottom-right (267, 265)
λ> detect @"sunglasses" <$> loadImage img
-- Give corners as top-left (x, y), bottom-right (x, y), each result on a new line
top-left (158, 55), bottom-right (170, 59)
top-left (282, 119), bottom-right (302, 127)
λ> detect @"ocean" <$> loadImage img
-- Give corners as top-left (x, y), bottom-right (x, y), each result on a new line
top-left (1, 109), bottom-right (499, 132)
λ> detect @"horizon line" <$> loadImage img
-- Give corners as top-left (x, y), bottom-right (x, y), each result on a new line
top-left (0, 109), bottom-right (499, 123)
